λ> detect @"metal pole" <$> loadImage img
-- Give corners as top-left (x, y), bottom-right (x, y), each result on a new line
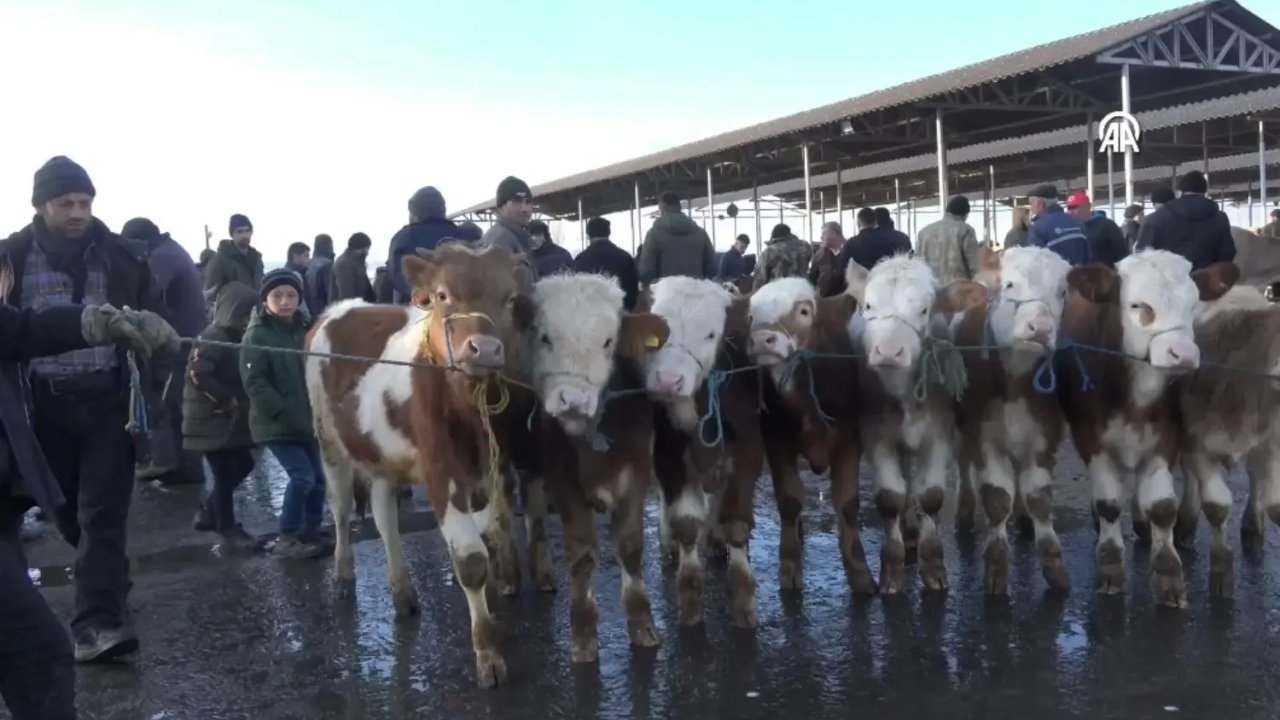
top-left (1261, 120), bottom-right (1269, 217)
top-left (633, 180), bottom-right (642, 254)
top-left (1121, 63), bottom-right (1134, 207)
top-left (753, 180), bottom-right (763, 256)
top-left (802, 142), bottom-right (813, 241)
top-left (894, 177), bottom-right (901, 228)
top-left (1247, 179), bottom-right (1254, 226)
top-left (989, 164), bottom-right (996, 243)
top-left (910, 202), bottom-right (918, 248)
top-left (1107, 150), bottom-right (1115, 219)
top-left (1086, 112), bottom-right (1096, 201)
top-left (1202, 121), bottom-right (1210, 185)
top-left (706, 166), bottom-right (716, 246)
top-left (835, 161), bottom-right (844, 231)
top-left (577, 196), bottom-right (585, 251)
top-left (935, 110), bottom-right (949, 211)
top-left (819, 190), bottom-right (826, 225)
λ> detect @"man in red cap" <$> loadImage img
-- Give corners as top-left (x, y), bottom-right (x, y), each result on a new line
top-left (1066, 190), bottom-right (1129, 267)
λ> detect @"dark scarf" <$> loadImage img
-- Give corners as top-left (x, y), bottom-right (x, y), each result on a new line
top-left (31, 216), bottom-right (104, 303)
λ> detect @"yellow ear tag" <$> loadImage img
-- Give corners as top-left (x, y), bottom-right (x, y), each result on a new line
top-left (644, 335), bottom-right (661, 349)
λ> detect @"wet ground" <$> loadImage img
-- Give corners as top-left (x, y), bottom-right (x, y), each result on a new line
top-left (11, 442), bottom-right (1280, 720)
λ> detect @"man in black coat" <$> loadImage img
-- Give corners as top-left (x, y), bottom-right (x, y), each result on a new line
top-left (0, 156), bottom-right (169, 664)
top-left (1066, 191), bottom-right (1130, 267)
top-left (574, 217), bottom-right (640, 311)
top-left (1, 301), bottom-right (178, 718)
top-left (1137, 170), bottom-right (1235, 270)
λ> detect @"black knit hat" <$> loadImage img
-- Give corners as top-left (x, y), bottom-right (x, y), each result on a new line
top-left (1178, 170), bottom-right (1209, 194)
top-left (229, 214), bottom-right (252, 235)
top-left (770, 223), bottom-right (792, 240)
top-left (347, 232), bottom-right (372, 250)
top-left (121, 217), bottom-right (161, 243)
top-left (408, 186), bottom-right (446, 220)
top-left (1028, 184), bottom-right (1058, 201)
top-left (527, 220), bottom-right (550, 237)
top-left (31, 156), bottom-right (95, 207)
top-left (260, 267), bottom-right (303, 300)
top-left (1151, 187), bottom-right (1176, 205)
top-left (496, 176), bottom-right (533, 207)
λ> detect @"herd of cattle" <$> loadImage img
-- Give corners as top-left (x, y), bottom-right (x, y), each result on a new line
top-left (299, 241), bottom-right (1278, 688)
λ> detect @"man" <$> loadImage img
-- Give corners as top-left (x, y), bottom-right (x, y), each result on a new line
top-left (1151, 186), bottom-right (1175, 209)
top-left (203, 214), bottom-right (264, 300)
top-left (1026, 184), bottom-right (1089, 266)
top-left (121, 217), bottom-right (207, 485)
top-left (479, 176), bottom-right (537, 290)
top-left (828, 208), bottom-right (879, 295)
top-left (574, 217), bottom-right (639, 311)
top-left (1122, 204), bottom-right (1144, 250)
top-left (717, 234), bottom-right (750, 282)
top-left (2, 300), bottom-right (178, 719)
top-left (373, 265), bottom-right (393, 303)
top-left (305, 233), bottom-right (336, 315)
top-left (753, 223), bottom-right (813, 289)
top-left (387, 186), bottom-right (460, 304)
top-left (916, 195), bottom-right (982, 285)
top-left (808, 222), bottom-right (844, 294)
top-left (1136, 170), bottom-right (1235, 271)
top-left (284, 241), bottom-right (312, 320)
top-left (527, 219), bottom-right (573, 277)
top-left (873, 207), bottom-right (912, 250)
top-left (1263, 208), bottom-right (1280, 239)
top-left (639, 191), bottom-right (716, 285)
top-left (330, 232), bottom-right (376, 303)
top-left (1066, 191), bottom-right (1129, 267)
top-left (0, 156), bottom-right (171, 662)
top-left (196, 248), bottom-right (215, 276)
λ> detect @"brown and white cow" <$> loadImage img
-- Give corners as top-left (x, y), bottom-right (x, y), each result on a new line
top-left (305, 243), bottom-right (533, 687)
top-left (642, 276), bottom-right (768, 628)
top-left (1057, 250), bottom-right (1235, 609)
top-left (942, 246), bottom-right (1074, 594)
top-left (522, 272), bottom-right (671, 662)
top-left (844, 255), bottom-right (955, 593)
top-left (745, 276), bottom-right (877, 594)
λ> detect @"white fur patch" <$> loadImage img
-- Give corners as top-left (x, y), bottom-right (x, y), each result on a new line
top-left (1116, 250), bottom-right (1200, 361)
top-left (986, 247), bottom-right (1070, 350)
top-left (531, 274), bottom-right (625, 416)
top-left (749, 277), bottom-right (815, 325)
top-left (645, 277), bottom-right (734, 397)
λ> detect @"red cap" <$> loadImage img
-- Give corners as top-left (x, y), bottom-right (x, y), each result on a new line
top-left (1066, 191), bottom-right (1090, 209)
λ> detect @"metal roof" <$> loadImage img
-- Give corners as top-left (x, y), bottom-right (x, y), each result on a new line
top-left (457, 0), bottom-right (1240, 217)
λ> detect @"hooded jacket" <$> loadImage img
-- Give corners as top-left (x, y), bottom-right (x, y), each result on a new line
top-left (388, 217), bottom-right (463, 303)
top-left (531, 240), bottom-right (573, 277)
top-left (638, 211), bottom-right (716, 284)
top-left (916, 214), bottom-right (981, 285)
top-left (753, 233), bottom-right (813, 289)
top-left (239, 305), bottom-right (312, 445)
top-left (1135, 194), bottom-right (1236, 271)
top-left (146, 232), bottom-right (208, 339)
top-left (1082, 213), bottom-right (1131, 268)
top-left (182, 282), bottom-right (258, 452)
top-left (574, 238), bottom-right (640, 311)
top-left (203, 239), bottom-right (264, 300)
top-left (479, 217), bottom-right (537, 293)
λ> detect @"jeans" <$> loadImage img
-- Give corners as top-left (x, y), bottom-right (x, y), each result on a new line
top-left (204, 448), bottom-right (256, 533)
top-left (0, 517), bottom-right (77, 720)
top-left (268, 441), bottom-right (326, 536)
top-left (147, 359), bottom-right (203, 481)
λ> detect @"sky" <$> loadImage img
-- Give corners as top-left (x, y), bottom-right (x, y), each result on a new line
top-left (2, 0), bottom-right (1276, 265)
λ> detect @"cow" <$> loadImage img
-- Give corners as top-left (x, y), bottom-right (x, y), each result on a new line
top-left (523, 272), bottom-right (671, 662)
top-left (1172, 271), bottom-right (1274, 598)
top-left (305, 243), bottom-right (533, 688)
top-left (843, 255), bottom-right (956, 594)
top-left (1056, 250), bottom-right (1236, 609)
top-left (745, 277), bottom-right (877, 594)
top-left (642, 276), bottom-right (769, 628)
top-left (941, 246), bottom-right (1074, 594)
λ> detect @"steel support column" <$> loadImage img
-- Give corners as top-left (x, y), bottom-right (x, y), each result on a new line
top-left (989, 164), bottom-right (996, 242)
top-left (802, 142), bottom-right (813, 241)
top-left (1107, 150), bottom-right (1115, 219)
top-left (1261, 120), bottom-right (1269, 215)
top-left (633, 180), bottom-right (642, 254)
top-left (1086, 113), bottom-right (1095, 201)
top-left (935, 110), bottom-right (949, 211)
top-left (894, 178), bottom-right (901, 228)
top-left (1121, 63), bottom-right (1134, 207)
top-left (706, 166), bottom-right (716, 245)
top-left (835, 162), bottom-right (844, 231)
top-left (753, 180), bottom-right (762, 256)
top-left (577, 196), bottom-right (585, 251)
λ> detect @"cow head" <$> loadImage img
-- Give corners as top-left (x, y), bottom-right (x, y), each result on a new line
top-left (845, 254), bottom-right (938, 372)
top-left (403, 244), bottom-right (535, 378)
top-left (531, 274), bottom-right (668, 436)
top-left (1068, 251), bottom-right (1237, 372)
top-left (747, 277), bottom-right (816, 367)
top-left (979, 246), bottom-right (1071, 354)
top-left (644, 276), bottom-right (738, 398)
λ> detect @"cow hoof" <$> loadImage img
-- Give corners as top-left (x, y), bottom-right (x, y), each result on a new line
top-left (983, 538), bottom-right (1010, 596)
top-left (1132, 517), bottom-right (1151, 545)
top-left (570, 635), bottom-right (600, 664)
top-left (1095, 541), bottom-right (1126, 595)
top-left (334, 574), bottom-right (356, 599)
top-left (847, 569), bottom-right (879, 595)
top-left (1173, 511), bottom-right (1198, 550)
top-left (533, 570), bottom-right (556, 594)
top-left (628, 617), bottom-right (661, 648)
top-left (778, 558), bottom-right (804, 591)
top-left (393, 587), bottom-right (421, 617)
top-left (919, 536), bottom-right (947, 592)
top-left (475, 649), bottom-right (508, 687)
top-left (1041, 556), bottom-right (1071, 592)
top-left (659, 543), bottom-right (678, 568)
top-left (1151, 546), bottom-right (1186, 608)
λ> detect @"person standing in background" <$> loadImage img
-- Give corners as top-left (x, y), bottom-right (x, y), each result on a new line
top-left (916, 195), bottom-right (982, 284)
top-left (639, 190), bottom-right (716, 284)
top-left (329, 232), bottom-right (375, 303)
top-left (203, 214), bottom-right (264, 301)
top-left (387, 186), bottom-right (459, 304)
top-left (808, 222), bottom-right (843, 294)
top-left (574, 217), bottom-right (639, 310)
top-left (1135, 170), bottom-right (1235, 271)
top-left (527, 220), bottom-right (573, 277)
top-left (1004, 206), bottom-right (1031, 249)
top-left (753, 223), bottom-right (813, 289)
top-left (1025, 185), bottom-right (1089, 266)
top-left (717, 234), bottom-right (750, 283)
top-left (305, 233), bottom-right (335, 315)
top-left (479, 176), bottom-right (537, 290)
top-left (284, 241), bottom-right (312, 321)
top-left (1066, 191), bottom-right (1129, 267)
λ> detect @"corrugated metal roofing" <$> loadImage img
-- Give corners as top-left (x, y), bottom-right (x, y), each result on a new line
top-left (456, 0), bottom-right (1219, 216)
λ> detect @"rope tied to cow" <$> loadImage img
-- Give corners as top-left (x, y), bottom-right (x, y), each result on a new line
top-left (777, 349), bottom-right (836, 429)
top-left (473, 376), bottom-right (511, 507)
top-left (914, 336), bottom-right (969, 403)
top-left (124, 350), bottom-right (149, 435)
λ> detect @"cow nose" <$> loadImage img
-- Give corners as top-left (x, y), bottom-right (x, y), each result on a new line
top-left (749, 330), bottom-right (785, 355)
top-left (1168, 342), bottom-right (1200, 368)
top-left (1026, 321), bottom-right (1052, 344)
top-left (655, 370), bottom-right (685, 394)
top-left (870, 344), bottom-right (907, 367)
top-left (461, 335), bottom-right (504, 367)
top-left (557, 387), bottom-right (594, 414)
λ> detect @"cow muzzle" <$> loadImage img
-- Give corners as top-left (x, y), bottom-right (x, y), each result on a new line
top-left (452, 334), bottom-right (505, 375)
top-left (545, 382), bottom-right (599, 421)
top-left (748, 329), bottom-right (794, 366)
top-left (1150, 333), bottom-right (1200, 372)
top-left (868, 341), bottom-right (913, 369)
top-left (1013, 315), bottom-right (1056, 351)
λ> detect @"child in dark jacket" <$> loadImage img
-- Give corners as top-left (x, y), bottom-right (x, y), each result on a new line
top-left (185, 282), bottom-right (260, 551)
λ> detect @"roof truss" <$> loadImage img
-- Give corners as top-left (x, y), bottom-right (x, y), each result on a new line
top-left (1096, 8), bottom-right (1280, 74)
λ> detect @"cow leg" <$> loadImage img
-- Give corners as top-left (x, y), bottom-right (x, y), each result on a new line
top-left (656, 485), bottom-right (676, 567)
top-left (900, 494), bottom-right (921, 554)
top-left (613, 466), bottom-right (659, 649)
top-left (439, 492), bottom-right (506, 687)
top-left (1174, 461), bottom-right (1201, 550)
top-left (1020, 459), bottom-right (1069, 592)
top-left (764, 434), bottom-right (805, 592)
top-left (871, 445), bottom-right (908, 594)
top-left (522, 473), bottom-right (555, 593)
top-left (666, 477), bottom-right (707, 626)
top-left (370, 479), bottom-right (419, 616)
top-left (830, 437), bottom-right (875, 594)
top-left (916, 441), bottom-right (949, 592)
top-left (1131, 492), bottom-right (1151, 545)
top-left (1186, 451), bottom-right (1232, 598)
top-left (559, 489), bottom-right (599, 664)
top-left (955, 452), bottom-right (978, 534)
top-left (1011, 490), bottom-right (1035, 541)
top-left (979, 452), bottom-right (1014, 595)
top-left (481, 472), bottom-right (521, 597)
top-left (1090, 455), bottom-right (1127, 596)
top-left (1137, 460), bottom-right (1187, 609)
top-left (722, 439), bottom-right (764, 629)
top-left (322, 449), bottom-right (357, 598)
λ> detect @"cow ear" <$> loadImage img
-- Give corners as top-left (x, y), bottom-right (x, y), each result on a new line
top-left (978, 245), bottom-right (1001, 273)
top-left (633, 287), bottom-right (653, 313)
top-left (402, 254), bottom-right (437, 295)
top-left (844, 261), bottom-right (870, 301)
top-left (512, 294), bottom-right (536, 333)
top-left (725, 296), bottom-right (751, 337)
top-left (1067, 264), bottom-right (1120, 304)
top-left (937, 280), bottom-right (990, 314)
top-left (1192, 261), bottom-right (1240, 302)
top-left (618, 313), bottom-right (669, 359)
top-left (817, 293), bottom-right (858, 326)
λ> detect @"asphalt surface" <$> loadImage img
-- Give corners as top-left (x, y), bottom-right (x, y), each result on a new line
top-left (11, 441), bottom-right (1280, 720)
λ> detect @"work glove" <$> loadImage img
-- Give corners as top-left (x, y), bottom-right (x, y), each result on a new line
top-left (81, 304), bottom-right (182, 360)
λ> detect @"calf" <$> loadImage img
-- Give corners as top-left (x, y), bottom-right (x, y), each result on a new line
top-left (943, 246), bottom-right (1073, 594)
top-left (745, 277), bottom-right (877, 593)
top-left (643, 276), bottom-right (768, 628)
top-left (525, 273), bottom-right (670, 662)
top-left (1057, 251), bottom-right (1234, 608)
top-left (844, 255), bottom-right (956, 593)
top-left (306, 244), bottom-right (533, 687)
top-left (1174, 273), bottom-right (1275, 598)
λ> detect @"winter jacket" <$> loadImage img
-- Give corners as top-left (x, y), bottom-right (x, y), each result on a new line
top-left (479, 218), bottom-right (537, 292)
top-left (373, 267), bottom-right (393, 304)
top-left (531, 241), bottom-right (573, 278)
top-left (1082, 214), bottom-right (1130, 268)
top-left (753, 234), bottom-right (813, 289)
top-left (1122, 220), bottom-right (1142, 250)
top-left (283, 261), bottom-right (313, 321)
top-left (916, 214), bottom-right (980, 286)
top-left (183, 283), bottom-right (258, 452)
top-left (1263, 220), bottom-right (1280, 239)
top-left (574, 238), bottom-right (640, 311)
top-left (330, 249), bottom-right (375, 303)
top-left (203, 240), bottom-right (264, 301)
top-left (827, 228), bottom-right (913, 295)
top-left (1003, 225), bottom-right (1029, 249)
top-left (1135, 194), bottom-right (1237, 271)
top-left (1027, 204), bottom-right (1089, 266)
top-left (808, 246), bottom-right (840, 294)
top-left (147, 233), bottom-right (208, 340)
top-left (387, 218), bottom-right (463, 303)
top-left (305, 252), bottom-right (335, 315)
top-left (717, 247), bottom-right (746, 281)
top-left (240, 306), bottom-right (312, 445)
top-left (638, 212), bottom-right (716, 284)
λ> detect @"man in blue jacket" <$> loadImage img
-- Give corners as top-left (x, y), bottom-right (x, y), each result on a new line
top-left (1026, 184), bottom-right (1090, 266)
top-left (387, 186), bottom-right (460, 304)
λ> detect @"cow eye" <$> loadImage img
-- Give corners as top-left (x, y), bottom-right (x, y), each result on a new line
top-left (1004, 281), bottom-right (1014, 290)
top-left (864, 303), bottom-right (873, 312)
top-left (435, 290), bottom-right (448, 304)
top-left (1129, 303), bottom-right (1142, 311)
top-left (799, 306), bottom-right (810, 317)
top-left (603, 337), bottom-right (612, 349)
top-left (540, 333), bottom-right (552, 347)
top-left (705, 331), bottom-right (716, 341)
top-left (920, 307), bottom-right (929, 316)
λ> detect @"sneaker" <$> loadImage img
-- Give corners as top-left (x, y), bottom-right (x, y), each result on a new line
top-left (218, 526), bottom-right (258, 553)
top-left (135, 463), bottom-right (178, 482)
top-left (299, 527), bottom-right (335, 553)
top-left (74, 625), bottom-right (139, 664)
top-left (192, 508), bottom-right (214, 532)
top-left (272, 534), bottom-right (327, 560)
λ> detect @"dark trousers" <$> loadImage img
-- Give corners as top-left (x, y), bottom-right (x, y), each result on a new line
top-left (0, 517), bottom-right (77, 720)
top-left (204, 448), bottom-right (255, 533)
top-left (147, 359), bottom-right (203, 481)
top-left (32, 383), bottom-right (135, 637)
top-left (267, 441), bottom-right (326, 536)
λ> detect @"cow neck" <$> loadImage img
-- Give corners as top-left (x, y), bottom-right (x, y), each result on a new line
top-left (980, 294), bottom-right (1055, 387)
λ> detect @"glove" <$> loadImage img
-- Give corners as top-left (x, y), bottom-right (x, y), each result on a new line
top-left (81, 304), bottom-right (181, 360)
